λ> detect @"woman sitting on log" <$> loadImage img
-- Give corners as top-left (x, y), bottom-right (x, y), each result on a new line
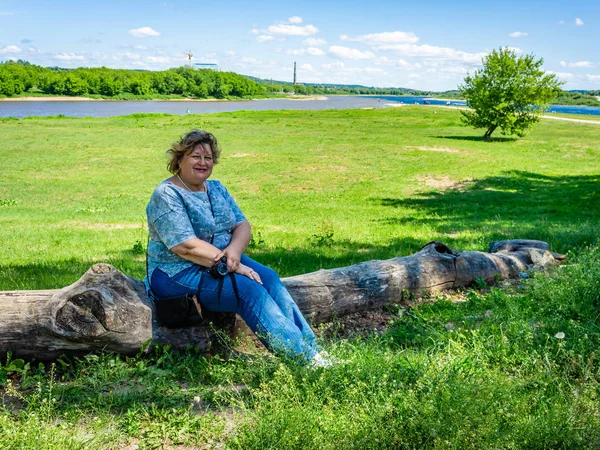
top-left (146, 129), bottom-right (329, 366)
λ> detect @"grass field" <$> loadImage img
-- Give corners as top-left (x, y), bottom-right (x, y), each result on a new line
top-left (1, 107), bottom-right (599, 448)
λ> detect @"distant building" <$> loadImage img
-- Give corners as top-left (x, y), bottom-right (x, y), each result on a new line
top-left (193, 63), bottom-right (219, 71)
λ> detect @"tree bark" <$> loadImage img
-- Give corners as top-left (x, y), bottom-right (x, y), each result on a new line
top-left (0, 239), bottom-right (564, 360)
top-left (483, 125), bottom-right (497, 141)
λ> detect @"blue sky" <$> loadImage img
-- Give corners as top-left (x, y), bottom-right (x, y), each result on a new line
top-left (0, 0), bottom-right (598, 90)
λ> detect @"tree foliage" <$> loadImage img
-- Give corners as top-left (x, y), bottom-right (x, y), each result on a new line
top-left (0, 61), bottom-right (268, 99)
top-left (459, 48), bottom-right (563, 140)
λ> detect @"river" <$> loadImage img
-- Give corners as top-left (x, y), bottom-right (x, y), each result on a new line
top-left (0, 95), bottom-right (599, 119)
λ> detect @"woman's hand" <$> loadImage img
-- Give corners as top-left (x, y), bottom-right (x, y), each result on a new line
top-left (214, 246), bottom-right (242, 272)
top-left (235, 263), bottom-right (262, 284)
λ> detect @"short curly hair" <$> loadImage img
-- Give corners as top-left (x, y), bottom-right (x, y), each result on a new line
top-left (166, 129), bottom-right (221, 174)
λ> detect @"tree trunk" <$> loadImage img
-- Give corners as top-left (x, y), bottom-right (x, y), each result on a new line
top-left (0, 239), bottom-right (564, 360)
top-left (483, 125), bottom-right (497, 141)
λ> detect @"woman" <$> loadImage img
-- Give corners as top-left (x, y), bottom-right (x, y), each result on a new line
top-left (146, 129), bottom-right (328, 365)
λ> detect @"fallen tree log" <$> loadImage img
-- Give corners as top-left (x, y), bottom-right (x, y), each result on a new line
top-left (0, 239), bottom-right (564, 359)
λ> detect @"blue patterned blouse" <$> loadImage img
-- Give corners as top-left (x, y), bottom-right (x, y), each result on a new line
top-left (145, 179), bottom-right (247, 280)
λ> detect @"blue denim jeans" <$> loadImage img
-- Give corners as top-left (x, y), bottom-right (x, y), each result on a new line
top-left (150, 255), bottom-right (319, 361)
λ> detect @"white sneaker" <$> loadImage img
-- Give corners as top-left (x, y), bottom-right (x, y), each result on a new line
top-left (310, 351), bottom-right (335, 368)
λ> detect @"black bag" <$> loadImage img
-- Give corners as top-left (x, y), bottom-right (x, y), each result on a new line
top-left (153, 293), bottom-right (197, 328)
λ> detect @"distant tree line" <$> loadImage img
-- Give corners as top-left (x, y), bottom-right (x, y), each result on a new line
top-left (2, 60), bottom-right (599, 104)
top-left (434, 89), bottom-right (600, 107)
top-left (249, 76), bottom-right (430, 96)
top-left (552, 91), bottom-right (600, 107)
top-left (0, 60), bottom-right (267, 98)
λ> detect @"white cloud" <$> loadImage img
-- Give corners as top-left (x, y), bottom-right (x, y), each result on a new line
top-left (288, 16), bottom-right (303, 24)
top-left (440, 65), bottom-right (468, 74)
top-left (256, 35), bottom-right (274, 43)
top-left (322, 62), bottom-right (345, 70)
top-left (240, 57), bottom-right (259, 64)
top-left (509, 31), bottom-right (528, 38)
top-left (128, 27), bottom-right (160, 38)
top-left (54, 52), bottom-right (84, 61)
top-left (268, 24), bottom-right (318, 36)
top-left (572, 61), bottom-right (593, 68)
top-left (560, 60), bottom-right (595, 68)
top-left (285, 47), bottom-right (325, 56)
top-left (329, 45), bottom-right (375, 60)
top-left (0, 45), bottom-right (22, 55)
top-left (321, 62), bottom-right (385, 76)
top-left (561, 60), bottom-right (594, 68)
top-left (586, 74), bottom-right (600, 82)
top-left (303, 37), bottom-right (327, 46)
top-left (559, 20), bottom-right (565, 24)
top-left (146, 56), bottom-right (171, 63)
top-left (546, 71), bottom-right (574, 80)
top-left (375, 43), bottom-right (486, 64)
top-left (374, 56), bottom-right (420, 69)
top-left (341, 31), bottom-right (419, 45)
top-left (575, 18), bottom-right (584, 26)
top-left (250, 28), bottom-right (261, 34)
top-left (305, 47), bottom-right (325, 56)
top-left (300, 63), bottom-right (316, 72)
top-left (225, 50), bottom-right (236, 56)
top-left (123, 52), bottom-right (141, 60)
top-left (409, 73), bottom-right (421, 79)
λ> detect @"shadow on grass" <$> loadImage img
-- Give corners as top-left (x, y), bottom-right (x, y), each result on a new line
top-left (433, 135), bottom-right (518, 142)
top-left (2, 171), bottom-right (598, 289)
top-left (247, 236), bottom-right (428, 278)
top-left (0, 236), bottom-right (428, 290)
top-left (375, 170), bottom-right (600, 253)
top-left (0, 257), bottom-right (146, 291)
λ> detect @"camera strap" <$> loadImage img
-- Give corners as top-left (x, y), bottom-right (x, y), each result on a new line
top-left (215, 272), bottom-right (241, 311)
top-left (200, 184), bottom-right (241, 313)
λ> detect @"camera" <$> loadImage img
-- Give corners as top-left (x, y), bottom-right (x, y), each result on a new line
top-left (208, 256), bottom-right (229, 278)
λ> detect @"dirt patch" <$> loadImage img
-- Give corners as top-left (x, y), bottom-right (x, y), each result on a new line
top-left (229, 153), bottom-right (261, 158)
top-left (405, 146), bottom-right (462, 153)
top-left (318, 309), bottom-right (398, 339)
top-left (417, 176), bottom-right (471, 191)
top-left (325, 165), bottom-right (348, 172)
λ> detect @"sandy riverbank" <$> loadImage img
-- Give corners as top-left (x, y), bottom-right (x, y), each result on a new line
top-left (383, 103), bottom-right (409, 108)
top-left (0, 96), bottom-right (101, 102)
top-left (424, 97), bottom-right (465, 102)
top-left (0, 96), bottom-right (239, 102)
top-left (0, 95), bottom-right (328, 102)
top-left (253, 95), bottom-right (328, 101)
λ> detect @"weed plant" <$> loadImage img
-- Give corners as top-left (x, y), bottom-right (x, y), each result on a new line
top-left (0, 107), bottom-right (599, 448)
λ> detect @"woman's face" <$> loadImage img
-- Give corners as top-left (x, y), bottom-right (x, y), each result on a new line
top-left (178, 143), bottom-right (214, 188)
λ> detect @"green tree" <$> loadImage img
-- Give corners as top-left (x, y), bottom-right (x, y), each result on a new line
top-left (63, 74), bottom-right (88, 96)
top-left (459, 47), bottom-right (563, 141)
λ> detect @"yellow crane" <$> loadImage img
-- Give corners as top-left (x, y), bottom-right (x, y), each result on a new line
top-left (182, 50), bottom-right (193, 68)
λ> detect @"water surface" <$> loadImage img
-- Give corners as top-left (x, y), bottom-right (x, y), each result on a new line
top-left (0, 95), bottom-right (598, 119)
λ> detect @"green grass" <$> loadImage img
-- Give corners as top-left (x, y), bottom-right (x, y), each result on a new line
top-left (1, 107), bottom-right (599, 448)
top-left (1, 106), bottom-right (599, 289)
